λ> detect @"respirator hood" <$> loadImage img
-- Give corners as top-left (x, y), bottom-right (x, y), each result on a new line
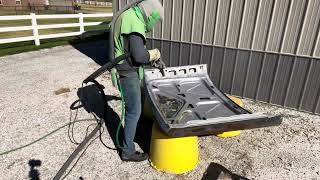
top-left (138, 0), bottom-right (164, 32)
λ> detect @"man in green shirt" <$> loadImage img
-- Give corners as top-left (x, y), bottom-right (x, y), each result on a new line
top-left (113, 0), bottom-right (163, 162)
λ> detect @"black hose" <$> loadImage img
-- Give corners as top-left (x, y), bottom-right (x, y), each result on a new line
top-left (83, 53), bottom-right (131, 84)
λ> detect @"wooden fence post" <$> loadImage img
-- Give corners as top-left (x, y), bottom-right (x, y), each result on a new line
top-left (79, 13), bottom-right (85, 39)
top-left (30, 13), bottom-right (40, 46)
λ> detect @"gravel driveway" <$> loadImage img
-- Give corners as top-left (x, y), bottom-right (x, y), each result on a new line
top-left (0, 42), bottom-right (319, 180)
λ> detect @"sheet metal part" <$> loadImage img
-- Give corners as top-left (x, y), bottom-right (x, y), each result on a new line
top-left (144, 64), bottom-right (282, 137)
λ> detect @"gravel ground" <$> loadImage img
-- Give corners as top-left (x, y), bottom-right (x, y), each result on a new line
top-left (0, 43), bottom-right (319, 180)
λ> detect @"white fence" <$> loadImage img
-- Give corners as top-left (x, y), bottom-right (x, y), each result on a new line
top-left (0, 13), bottom-right (113, 46)
top-left (75, 0), bottom-right (112, 7)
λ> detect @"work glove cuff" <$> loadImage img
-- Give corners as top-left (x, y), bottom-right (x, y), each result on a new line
top-left (148, 48), bottom-right (161, 62)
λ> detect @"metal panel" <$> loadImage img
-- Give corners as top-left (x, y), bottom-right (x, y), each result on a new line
top-left (181, 0), bottom-right (194, 42)
top-left (220, 49), bottom-right (237, 93)
top-left (152, 0), bottom-right (163, 39)
top-left (115, 0), bottom-right (320, 58)
top-left (269, 55), bottom-right (295, 106)
top-left (169, 42), bottom-right (181, 67)
top-left (299, 59), bottom-right (320, 113)
top-left (314, 27), bottom-right (320, 57)
top-left (214, 0), bottom-right (231, 46)
top-left (252, 0), bottom-right (274, 50)
top-left (200, 45), bottom-right (213, 70)
top-left (209, 47), bottom-right (225, 87)
top-left (266, 0), bottom-right (290, 52)
top-left (256, 53), bottom-right (279, 102)
top-left (162, 0), bottom-right (173, 40)
top-left (190, 44), bottom-right (202, 65)
top-left (243, 52), bottom-right (264, 99)
top-left (161, 40), bottom-right (170, 65)
top-left (171, 0), bottom-right (183, 41)
top-left (153, 39), bottom-right (162, 52)
top-left (226, 0), bottom-right (245, 47)
top-left (179, 43), bottom-right (191, 66)
top-left (238, 0), bottom-right (259, 49)
top-left (231, 50), bottom-right (251, 96)
top-left (297, 0), bottom-right (320, 56)
top-left (281, 0), bottom-right (308, 54)
top-left (284, 57), bottom-right (310, 109)
top-left (202, 0), bottom-right (218, 45)
top-left (191, 0), bottom-right (206, 43)
top-left (316, 100), bottom-right (320, 115)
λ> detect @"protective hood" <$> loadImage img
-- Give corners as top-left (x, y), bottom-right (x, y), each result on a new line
top-left (137, 0), bottom-right (164, 32)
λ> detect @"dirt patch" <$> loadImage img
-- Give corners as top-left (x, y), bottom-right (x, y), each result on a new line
top-left (54, 87), bottom-right (71, 95)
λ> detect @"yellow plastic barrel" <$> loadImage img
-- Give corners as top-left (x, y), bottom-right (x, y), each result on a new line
top-left (149, 124), bottom-right (199, 174)
top-left (216, 95), bottom-right (244, 138)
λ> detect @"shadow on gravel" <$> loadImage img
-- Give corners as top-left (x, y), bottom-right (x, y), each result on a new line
top-left (135, 114), bottom-right (154, 154)
top-left (74, 83), bottom-right (154, 154)
top-left (28, 159), bottom-right (41, 180)
top-left (71, 33), bottom-right (111, 66)
top-left (75, 84), bottom-right (123, 152)
top-left (134, 89), bottom-right (155, 154)
top-left (202, 162), bottom-right (250, 180)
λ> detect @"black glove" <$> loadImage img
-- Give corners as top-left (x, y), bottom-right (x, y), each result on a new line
top-left (151, 59), bottom-right (166, 69)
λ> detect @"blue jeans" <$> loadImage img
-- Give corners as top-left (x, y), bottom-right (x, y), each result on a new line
top-left (119, 72), bottom-right (142, 155)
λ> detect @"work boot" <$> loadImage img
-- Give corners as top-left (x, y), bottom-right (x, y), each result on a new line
top-left (121, 151), bottom-right (148, 162)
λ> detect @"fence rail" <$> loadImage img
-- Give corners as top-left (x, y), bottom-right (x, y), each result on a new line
top-left (76, 1), bottom-right (112, 7)
top-left (0, 5), bottom-right (76, 15)
top-left (0, 13), bottom-right (113, 45)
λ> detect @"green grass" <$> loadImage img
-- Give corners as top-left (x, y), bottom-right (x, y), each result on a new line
top-left (0, 5), bottom-right (112, 15)
top-left (0, 8), bottom-right (112, 57)
top-left (77, 4), bottom-right (112, 13)
top-left (0, 17), bottom-right (110, 37)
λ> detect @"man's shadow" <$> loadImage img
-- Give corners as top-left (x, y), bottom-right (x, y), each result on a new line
top-left (71, 32), bottom-right (111, 66)
top-left (74, 84), bottom-right (122, 152)
top-left (75, 84), bottom-right (154, 155)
